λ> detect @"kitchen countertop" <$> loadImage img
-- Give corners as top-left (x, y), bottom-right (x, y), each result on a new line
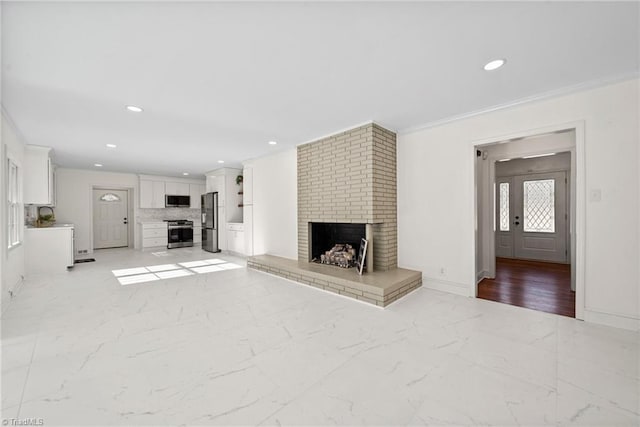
top-left (26, 223), bottom-right (74, 229)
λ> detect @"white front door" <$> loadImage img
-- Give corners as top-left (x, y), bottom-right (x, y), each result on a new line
top-left (496, 172), bottom-right (568, 263)
top-left (93, 189), bottom-right (129, 249)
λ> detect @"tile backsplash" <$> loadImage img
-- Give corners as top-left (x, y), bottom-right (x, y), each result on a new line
top-left (137, 208), bottom-right (201, 224)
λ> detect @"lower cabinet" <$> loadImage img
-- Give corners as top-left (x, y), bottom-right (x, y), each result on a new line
top-left (141, 222), bottom-right (168, 248)
top-left (25, 226), bottom-right (75, 273)
top-left (226, 223), bottom-right (245, 254)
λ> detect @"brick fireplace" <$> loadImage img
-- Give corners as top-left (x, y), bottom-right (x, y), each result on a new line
top-left (298, 123), bottom-right (397, 271)
top-left (247, 122), bottom-right (421, 307)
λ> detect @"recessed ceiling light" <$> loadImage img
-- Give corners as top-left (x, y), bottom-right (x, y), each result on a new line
top-left (183, 172), bottom-right (189, 176)
top-left (484, 59), bottom-right (506, 71)
top-left (125, 105), bottom-right (143, 113)
top-left (106, 144), bottom-right (117, 148)
top-left (268, 141), bottom-right (277, 145)
top-left (94, 163), bottom-right (103, 167)
top-left (218, 160), bottom-right (225, 164)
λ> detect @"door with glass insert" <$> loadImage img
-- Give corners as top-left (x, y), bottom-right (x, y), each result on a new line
top-left (93, 189), bottom-right (129, 249)
top-left (496, 172), bottom-right (568, 263)
top-left (495, 177), bottom-right (514, 258)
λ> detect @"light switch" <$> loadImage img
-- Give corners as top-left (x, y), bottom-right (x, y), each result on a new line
top-left (589, 189), bottom-right (602, 202)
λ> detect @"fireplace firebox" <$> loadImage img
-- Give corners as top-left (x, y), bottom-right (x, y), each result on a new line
top-left (310, 222), bottom-right (365, 267)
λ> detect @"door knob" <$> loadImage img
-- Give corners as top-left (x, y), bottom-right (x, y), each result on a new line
top-left (514, 221), bottom-right (520, 226)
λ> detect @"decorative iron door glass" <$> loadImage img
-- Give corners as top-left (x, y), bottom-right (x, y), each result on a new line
top-left (496, 172), bottom-right (568, 263)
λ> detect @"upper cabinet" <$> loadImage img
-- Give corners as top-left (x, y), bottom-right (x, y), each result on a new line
top-left (24, 145), bottom-right (55, 205)
top-left (189, 184), bottom-right (205, 209)
top-left (205, 174), bottom-right (225, 206)
top-left (139, 179), bottom-right (166, 208)
top-left (139, 175), bottom-right (205, 209)
top-left (165, 182), bottom-right (190, 196)
top-left (204, 167), bottom-right (244, 220)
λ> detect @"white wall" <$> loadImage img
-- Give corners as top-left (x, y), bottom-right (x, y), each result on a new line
top-left (398, 78), bottom-right (639, 330)
top-left (55, 168), bottom-right (139, 254)
top-left (248, 149), bottom-right (297, 260)
top-left (1, 112), bottom-right (26, 311)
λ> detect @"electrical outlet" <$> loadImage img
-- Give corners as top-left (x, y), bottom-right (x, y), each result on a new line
top-left (439, 267), bottom-right (446, 276)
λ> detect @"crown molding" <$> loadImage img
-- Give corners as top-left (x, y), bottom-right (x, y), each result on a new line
top-left (399, 71), bottom-right (640, 135)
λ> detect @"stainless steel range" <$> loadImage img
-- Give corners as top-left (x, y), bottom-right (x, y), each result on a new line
top-left (165, 220), bottom-right (194, 248)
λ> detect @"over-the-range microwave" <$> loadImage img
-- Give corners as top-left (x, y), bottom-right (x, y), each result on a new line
top-left (165, 195), bottom-right (191, 208)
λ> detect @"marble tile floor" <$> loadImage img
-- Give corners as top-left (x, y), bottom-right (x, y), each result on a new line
top-left (1, 247), bottom-right (638, 426)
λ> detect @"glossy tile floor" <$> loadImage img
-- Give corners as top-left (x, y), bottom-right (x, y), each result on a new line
top-left (2, 248), bottom-right (638, 426)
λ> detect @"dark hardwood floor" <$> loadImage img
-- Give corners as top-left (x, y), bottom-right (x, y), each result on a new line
top-left (478, 257), bottom-right (575, 318)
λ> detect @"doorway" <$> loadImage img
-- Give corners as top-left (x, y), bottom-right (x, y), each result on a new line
top-left (93, 188), bottom-right (129, 249)
top-left (475, 129), bottom-right (579, 318)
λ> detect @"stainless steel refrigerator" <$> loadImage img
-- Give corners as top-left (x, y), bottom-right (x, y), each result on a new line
top-left (201, 192), bottom-right (220, 253)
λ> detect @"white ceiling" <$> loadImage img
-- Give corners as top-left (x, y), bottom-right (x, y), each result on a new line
top-left (2, 2), bottom-right (638, 177)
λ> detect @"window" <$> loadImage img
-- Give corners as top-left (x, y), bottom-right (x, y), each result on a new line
top-left (499, 182), bottom-right (510, 231)
top-left (99, 193), bottom-right (121, 202)
top-left (7, 158), bottom-right (21, 248)
top-left (523, 179), bottom-right (555, 233)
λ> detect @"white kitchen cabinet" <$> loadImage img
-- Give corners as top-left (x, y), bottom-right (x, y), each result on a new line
top-left (140, 222), bottom-right (168, 248)
top-left (140, 180), bottom-right (166, 208)
top-left (25, 225), bottom-right (74, 273)
top-left (24, 145), bottom-right (56, 205)
top-left (226, 223), bottom-right (245, 254)
top-left (189, 184), bottom-right (205, 209)
top-left (165, 182), bottom-right (190, 196)
top-left (206, 175), bottom-right (225, 206)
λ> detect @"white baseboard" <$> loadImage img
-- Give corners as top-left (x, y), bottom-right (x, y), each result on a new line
top-left (1, 276), bottom-right (24, 315)
top-left (422, 276), bottom-right (472, 297)
top-left (476, 270), bottom-right (489, 284)
top-left (584, 309), bottom-right (640, 332)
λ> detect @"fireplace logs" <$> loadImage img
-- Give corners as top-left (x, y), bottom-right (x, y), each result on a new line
top-left (316, 243), bottom-right (357, 268)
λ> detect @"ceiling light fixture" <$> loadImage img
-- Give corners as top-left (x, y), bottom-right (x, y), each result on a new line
top-left (125, 105), bottom-right (143, 113)
top-left (522, 152), bottom-right (557, 159)
top-left (94, 163), bottom-right (103, 167)
top-left (268, 141), bottom-right (277, 145)
top-left (106, 144), bottom-right (117, 148)
top-left (218, 160), bottom-right (224, 164)
top-left (497, 159), bottom-right (511, 162)
top-left (483, 59), bottom-right (506, 71)
top-left (183, 172), bottom-right (189, 176)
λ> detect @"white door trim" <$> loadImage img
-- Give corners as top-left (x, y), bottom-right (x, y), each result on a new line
top-left (472, 120), bottom-right (585, 320)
